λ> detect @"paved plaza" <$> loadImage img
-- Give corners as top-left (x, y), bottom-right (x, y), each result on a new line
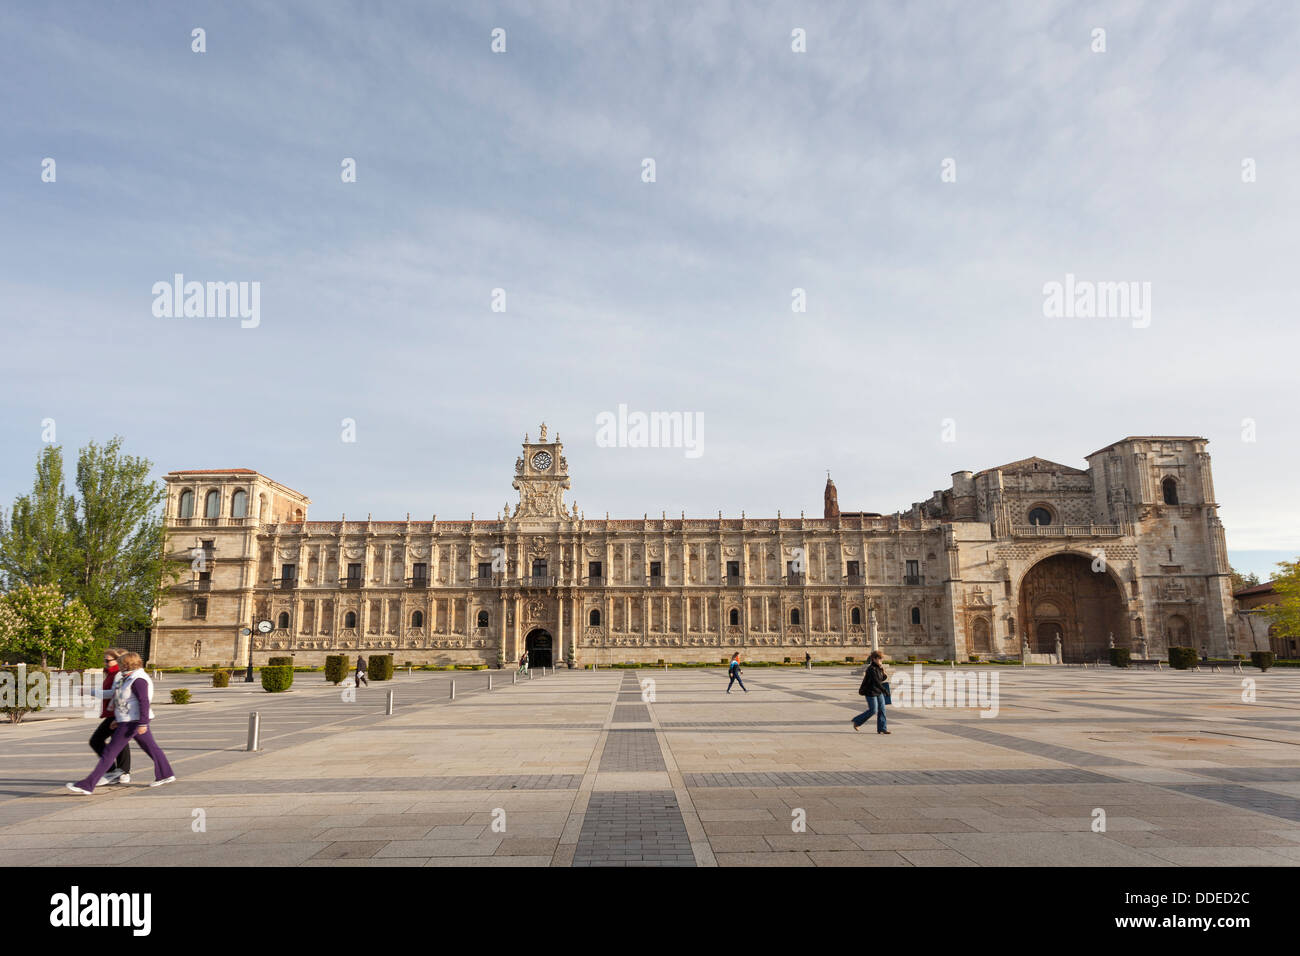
top-left (3, 665), bottom-right (1300, 866)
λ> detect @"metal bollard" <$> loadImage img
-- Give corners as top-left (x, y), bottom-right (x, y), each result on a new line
top-left (386, 689), bottom-right (394, 715)
top-left (513, 671), bottom-right (517, 684)
top-left (488, 674), bottom-right (493, 691)
top-left (246, 712), bottom-right (261, 752)
top-left (450, 680), bottom-right (456, 701)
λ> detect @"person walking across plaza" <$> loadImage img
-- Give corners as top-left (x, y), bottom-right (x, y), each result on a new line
top-left (852, 650), bottom-right (891, 733)
top-left (66, 652), bottom-right (175, 793)
top-left (87, 647), bottom-right (131, 786)
top-left (354, 654), bottom-right (368, 687)
top-left (726, 652), bottom-right (747, 693)
top-left (518, 650), bottom-right (529, 676)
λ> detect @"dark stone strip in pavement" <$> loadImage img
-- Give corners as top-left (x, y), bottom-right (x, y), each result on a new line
top-left (683, 768), bottom-right (1118, 788)
top-left (167, 773), bottom-right (582, 794)
top-left (612, 705), bottom-right (651, 723)
top-left (1162, 784), bottom-right (1300, 823)
top-left (1187, 766), bottom-right (1300, 783)
top-left (572, 790), bottom-right (695, 867)
top-left (928, 722), bottom-right (1140, 767)
top-left (598, 730), bottom-right (666, 772)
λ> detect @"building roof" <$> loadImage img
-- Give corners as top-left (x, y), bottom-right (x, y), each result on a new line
top-left (1087, 437), bottom-right (1207, 458)
top-left (168, 468), bottom-right (259, 475)
top-left (1233, 581), bottom-right (1276, 598)
top-left (974, 456), bottom-right (1087, 478)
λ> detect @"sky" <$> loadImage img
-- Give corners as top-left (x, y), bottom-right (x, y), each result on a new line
top-left (1, 1), bottom-right (1297, 581)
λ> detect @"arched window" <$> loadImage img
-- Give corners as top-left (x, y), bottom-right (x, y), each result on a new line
top-left (344, 611), bottom-right (357, 629)
top-left (231, 490), bottom-right (248, 518)
top-left (851, 606), bottom-right (862, 626)
top-left (911, 606), bottom-right (921, 626)
top-left (178, 490), bottom-right (194, 519)
top-left (204, 490), bottom-right (220, 518)
top-left (476, 610), bottom-right (489, 628)
top-left (277, 611), bottom-right (289, 629)
top-left (411, 610), bottom-right (424, 628)
top-left (1162, 477), bottom-right (1179, 505)
top-left (790, 608), bottom-right (801, 626)
top-left (1028, 507), bottom-right (1052, 526)
top-left (729, 608), bottom-right (740, 626)
top-left (589, 609), bottom-right (601, 626)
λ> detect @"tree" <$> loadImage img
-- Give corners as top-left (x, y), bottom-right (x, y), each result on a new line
top-left (1267, 559), bottom-right (1300, 640)
top-left (1230, 567), bottom-right (1261, 592)
top-left (0, 437), bottom-right (182, 663)
top-left (0, 583), bottom-right (95, 667)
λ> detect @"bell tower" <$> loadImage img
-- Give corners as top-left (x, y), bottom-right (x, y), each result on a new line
top-left (824, 473), bottom-right (840, 520)
top-left (511, 422), bottom-right (572, 519)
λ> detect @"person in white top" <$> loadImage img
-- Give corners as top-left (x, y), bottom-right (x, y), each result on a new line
top-left (66, 652), bottom-right (176, 794)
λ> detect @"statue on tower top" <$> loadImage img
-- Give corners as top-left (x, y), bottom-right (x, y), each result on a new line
top-left (539, 422), bottom-right (548, 442)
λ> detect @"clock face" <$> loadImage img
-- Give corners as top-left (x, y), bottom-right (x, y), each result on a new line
top-left (258, 620), bottom-right (274, 633)
top-left (531, 451), bottom-right (552, 471)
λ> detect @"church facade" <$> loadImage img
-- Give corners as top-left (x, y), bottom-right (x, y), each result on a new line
top-left (150, 427), bottom-right (1249, 667)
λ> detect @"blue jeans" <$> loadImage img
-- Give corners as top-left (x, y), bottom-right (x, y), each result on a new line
top-left (853, 695), bottom-right (887, 731)
top-left (727, 671), bottom-right (746, 692)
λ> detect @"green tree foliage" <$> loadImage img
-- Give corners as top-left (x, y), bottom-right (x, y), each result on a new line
top-left (1267, 559), bottom-right (1300, 639)
top-left (0, 438), bottom-right (182, 664)
top-left (0, 584), bottom-right (95, 666)
top-left (1230, 566), bottom-right (1261, 592)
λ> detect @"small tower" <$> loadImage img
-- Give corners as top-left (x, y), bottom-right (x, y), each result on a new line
top-left (824, 472), bottom-right (840, 520)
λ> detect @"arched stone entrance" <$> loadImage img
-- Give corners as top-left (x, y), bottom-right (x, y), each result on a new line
top-left (1018, 553), bottom-right (1128, 662)
top-left (525, 628), bottom-right (553, 668)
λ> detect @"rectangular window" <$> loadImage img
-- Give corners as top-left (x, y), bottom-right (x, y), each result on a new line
top-left (532, 560), bottom-right (547, 578)
top-left (413, 562), bottom-right (428, 580)
top-left (650, 561), bottom-right (661, 578)
top-left (847, 560), bottom-right (860, 577)
top-left (589, 561), bottom-right (602, 580)
top-left (281, 563), bottom-right (295, 581)
top-left (193, 598), bottom-right (207, 619)
top-left (347, 563), bottom-right (361, 580)
top-left (906, 560), bottom-right (919, 577)
top-left (477, 562), bottom-right (491, 580)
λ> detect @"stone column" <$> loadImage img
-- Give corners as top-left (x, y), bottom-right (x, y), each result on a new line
top-left (868, 607), bottom-right (879, 653)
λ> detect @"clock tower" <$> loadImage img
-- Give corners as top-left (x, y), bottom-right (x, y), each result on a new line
top-left (511, 422), bottom-right (572, 519)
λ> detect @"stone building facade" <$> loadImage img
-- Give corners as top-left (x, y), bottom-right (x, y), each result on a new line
top-left (150, 428), bottom-right (1250, 667)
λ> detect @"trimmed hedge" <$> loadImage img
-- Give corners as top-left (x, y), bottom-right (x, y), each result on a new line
top-left (267, 656), bottom-right (294, 667)
top-left (367, 655), bottom-right (394, 681)
top-left (170, 688), bottom-right (192, 704)
top-left (1251, 651), bottom-right (1274, 672)
top-left (1168, 646), bottom-right (1198, 670)
top-left (1109, 647), bottom-right (1132, 668)
top-left (324, 655), bottom-right (349, 685)
top-left (260, 665), bottom-right (294, 693)
top-left (211, 670), bottom-right (230, 688)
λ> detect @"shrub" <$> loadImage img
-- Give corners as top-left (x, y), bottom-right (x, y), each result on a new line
top-left (1108, 648), bottom-right (1131, 668)
top-left (1168, 646), bottom-right (1197, 670)
top-left (1251, 651), bottom-right (1274, 672)
top-left (324, 655), bottom-right (349, 685)
top-left (367, 655), bottom-right (394, 681)
top-left (267, 656), bottom-right (293, 667)
top-left (260, 665), bottom-right (293, 693)
top-left (969, 655), bottom-right (980, 663)
top-left (170, 688), bottom-right (192, 704)
top-left (1, 665), bottom-right (49, 723)
top-left (212, 670), bottom-right (230, 688)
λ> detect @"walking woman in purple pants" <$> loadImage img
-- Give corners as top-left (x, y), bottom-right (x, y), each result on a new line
top-left (66, 652), bottom-right (176, 794)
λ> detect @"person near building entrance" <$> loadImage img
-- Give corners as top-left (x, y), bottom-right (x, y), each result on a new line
top-left (726, 652), bottom-right (747, 693)
top-left (518, 650), bottom-right (529, 676)
top-left (852, 650), bottom-right (891, 734)
top-left (354, 654), bottom-right (368, 687)
top-left (805, 652), bottom-right (812, 670)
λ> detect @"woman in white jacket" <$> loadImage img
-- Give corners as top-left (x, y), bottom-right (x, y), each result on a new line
top-left (66, 652), bottom-right (176, 794)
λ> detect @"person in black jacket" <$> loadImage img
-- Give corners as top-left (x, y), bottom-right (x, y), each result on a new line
top-left (851, 650), bottom-right (890, 734)
top-left (355, 655), bottom-right (369, 687)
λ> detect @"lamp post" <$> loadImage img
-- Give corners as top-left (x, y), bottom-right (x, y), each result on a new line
top-left (245, 619), bottom-right (273, 682)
